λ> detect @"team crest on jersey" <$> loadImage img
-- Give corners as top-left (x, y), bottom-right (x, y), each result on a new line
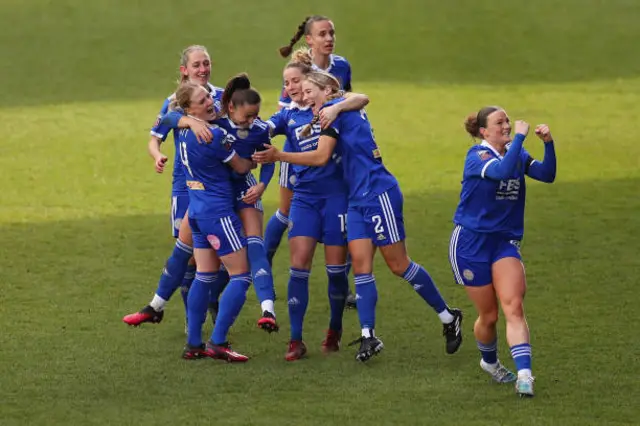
top-left (187, 180), bottom-right (205, 190)
top-left (463, 269), bottom-right (475, 281)
top-left (207, 234), bottom-right (221, 250)
top-left (236, 129), bottom-right (249, 139)
top-left (372, 148), bottom-right (381, 159)
top-left (477, 150), bottom-right (492, 161)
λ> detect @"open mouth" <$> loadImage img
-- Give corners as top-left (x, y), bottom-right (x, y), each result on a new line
top-left (206, 106), bottom-right (214, 114)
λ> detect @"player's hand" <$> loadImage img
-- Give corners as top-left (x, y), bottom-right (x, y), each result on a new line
top-left (514, 120), bottom-right (530, 137)
top-left (154, 155), bottom-right (168, 173)
top-left (252, 144), bottom-right (279, 164)
top-left (319, 105), bottom-right (339, 129)
top-left (534, 124), bottom-right (553, 143)
top-left (186, 118), bottom-right (213, 144)
top-left (242, 183), bottom-right (266, 205)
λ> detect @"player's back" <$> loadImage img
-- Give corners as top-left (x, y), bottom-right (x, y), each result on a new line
top-left (269, 105), bottom-right (347, 197)
top-left (178, 126), bottom-right (236, 219)
top-left (324, 100), bottom-right (397, 205)
top-left (453, 143), bottom-right (529, 238)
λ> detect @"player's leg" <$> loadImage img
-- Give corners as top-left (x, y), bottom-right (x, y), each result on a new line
top-left (205, 214), bottom-right (252, 362)
top-left (239, 204), bottom-right (278, 331)
top-left (283, 197), bottom-right (320, 361)
top-left (321, 195), bottom-right (349, 352)
top-left (492, 248), bottom-right (533, 397)
top-left (346, 205), bottom-right (383, 362)
top-left (182, 218), bottom-right (223, 359)
top-left (263, 162), bottom-right (294, 265)
top-left (371, 186), bottom-right (462, 354)
top-left (122, 202), bottom-right (194, 327)
top-left (449, 225), bottom-right (516, 382)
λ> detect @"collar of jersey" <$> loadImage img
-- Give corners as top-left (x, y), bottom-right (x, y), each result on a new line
top-left (225, 116), bottom-right (255, 130)
top-left (481, 140), bottom-right (504, 160)
top-left (309, 51), bottom-right (335, 73)
top-left (288, 101), bottom-right (311, 111)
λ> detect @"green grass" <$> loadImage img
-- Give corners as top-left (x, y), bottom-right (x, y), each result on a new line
top-left (1, 1), bottom-right (639, 425)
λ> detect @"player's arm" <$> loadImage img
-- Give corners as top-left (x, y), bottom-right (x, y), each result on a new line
top-left (252, 134), bottom-right (337, 167)
top-left (147, 136), bottom-right (168, 173)
top-left (319, 93), bottom-right (369, 129)
top-left (482, 121), bottom-right (529, 180)
top-left (523, 124), bottom-right (556, 183)
top-left (161, 110), bottom-right (214, 143)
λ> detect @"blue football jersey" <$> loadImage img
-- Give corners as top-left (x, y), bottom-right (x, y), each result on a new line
top-left (213, 117), bottom-right (272, 182)
top-left (268, 103), bottom-right (347, 197)
top-left (177, 125), bottom-right (237, 219)
top-left (321, 98), bottom-right (397, 205)
top-left (150, 83), bottom-right (224, 194)
top-left (279, 54), bottom-right (352, 107)
top-left (453, 140), bottom-right (535, 238)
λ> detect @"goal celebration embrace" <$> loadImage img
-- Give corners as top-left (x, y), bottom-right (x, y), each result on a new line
top-left (121, 14), bottom-right (557, 399)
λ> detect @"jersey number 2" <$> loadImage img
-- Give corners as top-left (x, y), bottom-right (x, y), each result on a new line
top-left (372, 215), bottom-right (384, 233)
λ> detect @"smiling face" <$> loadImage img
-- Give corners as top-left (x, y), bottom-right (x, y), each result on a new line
top-left (480, 109), bottom-right (512, 145)
top-left (185, 86), bottom-right (215, 121)
top-left (301, 79), bottom-right (330, 113)
top-left (180, 49), bottom-right (211, 86)
top-left (283, 66), bottom-right (305, 104)
top-left (305, 19), bottom-right (335, 56)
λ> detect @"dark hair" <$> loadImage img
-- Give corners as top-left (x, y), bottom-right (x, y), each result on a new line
top-left (464, 106), bottom-right (502, 138)
top-left (279, 15), bottom-right (330, 58)
top-left (221, 73), bottom-right (261, 115)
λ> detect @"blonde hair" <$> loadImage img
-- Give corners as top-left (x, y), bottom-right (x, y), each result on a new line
top-left (178, 45), bottom-right (210, 83)
top-left (284, 47), bottom-right (313, 75)
top-left (300, 71), bottom-right (343, 137)
top-left (168, 82), bottom-right (203, 112)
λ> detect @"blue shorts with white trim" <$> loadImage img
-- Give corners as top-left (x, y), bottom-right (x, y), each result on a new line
top-left (448, 225), bottom-right (522, 287)
top-left (347, 185), bottom-right (406, 247)
top-left (170, 193), bottom-right (190, 238)
top-left (188, 214), bottom-right (247, 257)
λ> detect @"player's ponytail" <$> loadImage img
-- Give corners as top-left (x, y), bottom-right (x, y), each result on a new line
top-left (280, 17), bottom-right (310, 58)
top-left (222, 73), bottom-right (261, 115)
top-left (465, 106), bottom-right (501, 139)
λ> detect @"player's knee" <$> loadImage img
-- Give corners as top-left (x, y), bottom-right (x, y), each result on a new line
top-left (290, 251), bottom-right (313, 270)
top-left (501, 297), bottom-right (525, 320)
top-left (478, 309), bottom-right (499, 327)
top-left (386, 255), bottom-right (411, 277)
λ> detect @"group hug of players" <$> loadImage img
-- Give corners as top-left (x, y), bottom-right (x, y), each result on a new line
top-left (122, 16), bottom-right (557, 398)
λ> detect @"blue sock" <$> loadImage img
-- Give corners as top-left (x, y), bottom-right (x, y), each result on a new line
top-left (510, 343), bottom-right (532, 373)
top-left (209, 265), bottom-right (230, 309)
top-left (288, 268), bottom-right (310, 341)
top-left (186, 272), bottom-right (217, 347)
top-left (264, 210), bottom-right (289, 265)
top-left (354, 274), bottom-right (378, 332)
top-left (402, 261), bottom-right (448, 314)
top-left (326, 264), bottom-right (349, 331)
top-left (156, 239), bottom-right (193, 301)
top-left (210, 273), bottom-right (252, 345)
top-left (478, 339), bottom-right (498, 364)
top-left (247, 236), bottom-right (276, 304)
top-left (180, 264), bottom-right (196, 313)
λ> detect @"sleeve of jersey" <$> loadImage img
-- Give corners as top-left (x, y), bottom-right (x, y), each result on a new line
top-left (480, 134), bottom-right (526, 180)
top-left (266, 110), bottom-right (287, 136)
top-left (524, 142), bottom-right (556, 183)
top-left (343, 62), bottom-right (353, 92)
top-left (160, 110), bottom-right (185, 129)
top-left (150, 99), bottom-right (171, 141)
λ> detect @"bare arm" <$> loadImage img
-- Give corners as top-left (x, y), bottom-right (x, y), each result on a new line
top-left (227, 154), bottom-right (254, 175)
top-left (147, 136), bottom-right (168, 173)
top-left (319, 93), bottom-right (369, 128)
top-left (252, 136), bottom-right (337, 167)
